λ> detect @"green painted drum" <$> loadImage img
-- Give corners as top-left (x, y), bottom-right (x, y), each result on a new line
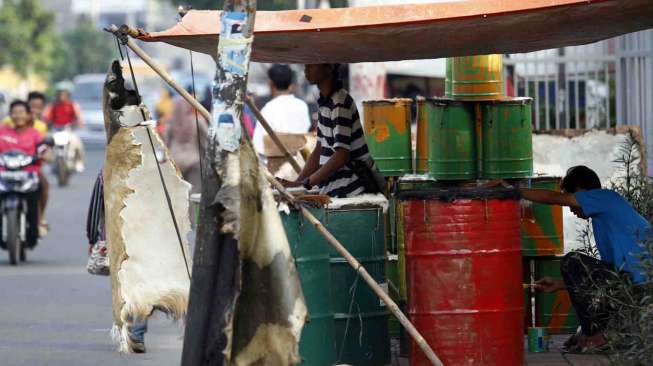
top-left (520, 177), bottom-right (564, 256)
top-left (481, 97), bottom-right (534, 178)
top-left (386, 255), bottom-right (401, 337)
top-left (282, 209), bottom-right (336, 366)
top-left (363, 99), bottom-right (413, 176)
top-left (384, 198), bottom-right (401, 338)
top-left (534, 257), bottom-right (580, 334)
top-left (324, 204), bottom-right (390, 365)
top-left (424, 98), bottom-right (477, 180)
top-left (444, 58), bottom-right (453, 98)
top-left (451, 54), bottom-right (504, 101)
top-left (415, 99), bottom-right (429, 174)
top-left (396, 201), bottom-right (408, 303)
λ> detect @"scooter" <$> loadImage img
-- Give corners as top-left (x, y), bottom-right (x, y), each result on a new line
top-left (51, 126), bottom-right (77, 187)
top-left (0, 150), bottom-right (41, 265)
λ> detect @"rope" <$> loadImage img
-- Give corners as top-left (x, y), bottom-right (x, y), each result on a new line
top-left (189, 50), bottom-right (204, 179)
top-left (124, 46), bottom-right (141, 105)
top-left (144, 127), bottom-right (192, 280)
top-left (115, 36), bottom-right (124, 61)
top-left (338, 263), bottom-right (363, 363)
top-left (114, 33), bottom-right (191, 280)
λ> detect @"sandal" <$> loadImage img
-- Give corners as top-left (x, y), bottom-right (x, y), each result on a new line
top-left (562, 329), bottom-right (581, 352)
top-left (563, 332), bottom-right (611, 355)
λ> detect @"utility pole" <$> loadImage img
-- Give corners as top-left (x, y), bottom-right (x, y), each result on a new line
top-left (180, 0), bottom-right (257, 364)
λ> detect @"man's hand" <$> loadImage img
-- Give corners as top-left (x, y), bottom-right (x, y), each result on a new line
top-left (277, 178), bottom-right (302, 188)
top-left (535, 277), bottom-right (566, 293)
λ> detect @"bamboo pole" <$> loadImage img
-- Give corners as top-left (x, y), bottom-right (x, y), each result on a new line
top-left (265, 170), bottom-right (444, 366)
top-left (245, 97), bottom-right (302, 173)
top-left (107, 24), bottom-right (302, 173)
top-left (108, 25), bottom-right (443, 365)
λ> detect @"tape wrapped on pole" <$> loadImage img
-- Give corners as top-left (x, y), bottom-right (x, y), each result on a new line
top-left (106, 25), bottom-right (443, 366)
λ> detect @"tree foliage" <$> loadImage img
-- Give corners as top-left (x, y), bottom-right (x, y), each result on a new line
top-left (50, 20), bottom-right (116, 82)
top-left (0, 0), bottom-right (61, 77)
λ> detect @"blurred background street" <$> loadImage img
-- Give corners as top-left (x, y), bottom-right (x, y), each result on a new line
top-left (0, 146), bottom-right (184, 366)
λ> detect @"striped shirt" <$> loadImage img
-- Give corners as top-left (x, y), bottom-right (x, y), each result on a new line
top-left (317, 88), bottom-right (370, 198)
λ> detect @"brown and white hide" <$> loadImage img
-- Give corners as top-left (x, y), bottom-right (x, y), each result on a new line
top-left (103, 61), bottom-right (192, 353)
top-left (182, 100), bottom-right (307, 366)
top-left (183, 137), bottom-right (307, 366)
top-left (181, 3), bottom-right (306, 362)
top-left (231, 142), bottom-right (307, 365)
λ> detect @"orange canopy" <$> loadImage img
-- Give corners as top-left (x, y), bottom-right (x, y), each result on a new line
top-left (138, 0), bottom-right (653, 63)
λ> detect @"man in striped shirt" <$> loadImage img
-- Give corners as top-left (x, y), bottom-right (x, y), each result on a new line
top-left (281, 64), bottom-right (373, 198)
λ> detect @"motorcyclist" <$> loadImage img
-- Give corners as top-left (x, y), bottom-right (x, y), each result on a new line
top-left (2, 92), bottom-right (48, 135)
top-left (2, 93), bottom-right (50, 235)
top-left (0, 100), bottom-right (47, 245)
top-left (27, 92), bottom-right (50, 235)
top-left (44, 87), bottom-right (85, 173)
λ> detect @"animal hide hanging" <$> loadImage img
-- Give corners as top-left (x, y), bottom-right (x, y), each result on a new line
top-left (103, 60), bottom-right (192, 353)
top-left (181, 6), bottom-right (307, 365)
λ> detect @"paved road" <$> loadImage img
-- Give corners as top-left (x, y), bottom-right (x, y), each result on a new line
top-left (0, 146), bottom-right (183, 366)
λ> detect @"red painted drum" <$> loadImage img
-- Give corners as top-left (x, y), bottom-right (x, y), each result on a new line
top-left (400, 187), bottom-right (524, 366)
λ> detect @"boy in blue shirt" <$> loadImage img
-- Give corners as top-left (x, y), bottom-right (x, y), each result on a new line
top-left (520, 166), bottom-right (650, 353)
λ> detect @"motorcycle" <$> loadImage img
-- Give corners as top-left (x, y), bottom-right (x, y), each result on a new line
top-left (51, 126), bottom-right (78, 187)
top-left (0, 150), bottom-right (41, 265)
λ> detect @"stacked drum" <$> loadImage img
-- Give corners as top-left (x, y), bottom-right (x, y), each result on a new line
top-left (282, 54), bottom-right (580, 365)
top-left (521, 178), bottom-right (580, 336)
top-left (400, 187), bottom-right (524, 365)
top-left (282, 200), bottom-right (390, 366)
top-left (361, 54), bottom-right (544, 365)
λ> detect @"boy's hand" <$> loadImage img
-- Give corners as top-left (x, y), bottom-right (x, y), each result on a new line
top-left (534, 277), bottom-right (565, 292)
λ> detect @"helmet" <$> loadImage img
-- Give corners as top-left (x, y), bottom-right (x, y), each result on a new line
top-left (54, 81), bottom-right (74, 93)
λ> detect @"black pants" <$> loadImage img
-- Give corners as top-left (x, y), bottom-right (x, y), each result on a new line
top-left (0, 190), bottom-right (40, 248)
top-left (560, 252), bottom-right (626, 336)
top-left (25, 190), bottom-right (39, 247)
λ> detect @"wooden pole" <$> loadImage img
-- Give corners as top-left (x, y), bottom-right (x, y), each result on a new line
top-left (265, 170), bottom-right (444, 366)
top-left (107, 24), bottom-right (302, 174)
top-left (245, 97), bottom-right (302, 173)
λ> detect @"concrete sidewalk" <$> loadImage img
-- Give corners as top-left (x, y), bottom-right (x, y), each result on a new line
top-left (391, 336), bottom-right (611, 365)
top-left (525, 335), bottom-right (610, 366)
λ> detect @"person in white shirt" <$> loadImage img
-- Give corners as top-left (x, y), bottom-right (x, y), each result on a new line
top-left (253, 64), bottom-right (311, 155)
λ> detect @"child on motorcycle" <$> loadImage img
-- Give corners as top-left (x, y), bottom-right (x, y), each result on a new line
top-left (0, 101), bottom-right (48, 245)
top-left (2, 93), bottom-right (51, 236)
